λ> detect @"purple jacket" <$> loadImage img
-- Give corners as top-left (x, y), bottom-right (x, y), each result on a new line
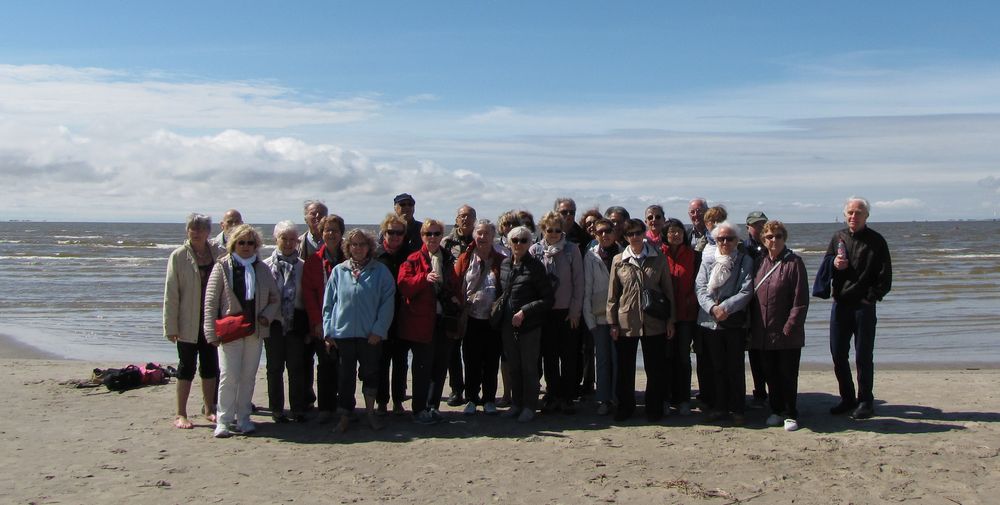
top-left (749, 248), bottom-right (809, 350)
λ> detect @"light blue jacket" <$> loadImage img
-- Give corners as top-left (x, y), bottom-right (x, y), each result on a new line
top-left (322, 259), bottom-right (396, 340)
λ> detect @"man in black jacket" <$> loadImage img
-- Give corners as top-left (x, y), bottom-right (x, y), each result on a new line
top-left (826, 197), bottom-right (892, 419)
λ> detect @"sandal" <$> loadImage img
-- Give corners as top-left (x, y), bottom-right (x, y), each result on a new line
top-left (173, 416), bottom-right (194, 429)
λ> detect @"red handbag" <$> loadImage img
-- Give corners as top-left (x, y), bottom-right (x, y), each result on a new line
top-left (215, 313), bottom-right (254, 343)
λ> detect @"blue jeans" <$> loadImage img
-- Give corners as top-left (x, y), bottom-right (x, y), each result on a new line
top-left (592, 324), bottom-right (617, 404)
top-left (830, 301), bottom-right (877, 403)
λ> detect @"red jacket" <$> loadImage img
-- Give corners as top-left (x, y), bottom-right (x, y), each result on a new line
top-left (302, 244), bottom-right (343, 329)
top-left (663, 243), bottom-right (698, 322)
top-left (396, 244), bottom-right (459, 343)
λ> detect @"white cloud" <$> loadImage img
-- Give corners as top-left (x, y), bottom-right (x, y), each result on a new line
top-left (874, 198), bottom-right (925, 210)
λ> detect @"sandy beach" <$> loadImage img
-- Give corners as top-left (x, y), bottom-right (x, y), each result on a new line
top-left (2, 334), bottom-right (998, 505)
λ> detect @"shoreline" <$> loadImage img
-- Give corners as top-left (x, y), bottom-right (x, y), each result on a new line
top-left (0, 329), bottom-right (996, 371)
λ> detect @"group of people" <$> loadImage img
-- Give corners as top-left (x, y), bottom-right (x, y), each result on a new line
top-left (162, 194), bottom-right (891, 438)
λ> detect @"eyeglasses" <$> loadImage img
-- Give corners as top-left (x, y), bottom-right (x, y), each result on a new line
top-left (545, 228), bottom-right (562, 234)
top-left (349, 242), bottom-right (369, 248)
top-left (559, 209), bottom-right (576, 216)
top-left (396, 202), bottom-right (414, 207)
top-left (716, 236), bottom-right (737, 243)
top-left (625, 230), bottom-right (644, 238)
top-left (422, 231), bottom-right (443, 237)
top-left (595, 228), bottom-right (613, 236)
top-left (237, 240), bottom-right (256, 247)
top-left (385, 230), bottom-right (405, 237)
top-left (646, 214), bottom-right (663, 221)
top-left (509, 238), bottom-right (529, 245)
top-left (763, 234), bottom-right (785, 240)
top-left (666, 228), bottom-right (683, 235)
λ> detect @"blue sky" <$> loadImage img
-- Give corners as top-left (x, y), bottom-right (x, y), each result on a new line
top-left (2, 1), bottom-right (999, 223)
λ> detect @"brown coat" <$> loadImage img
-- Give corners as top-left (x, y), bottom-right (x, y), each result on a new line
top-left (749, 248), bottom-right (809, 350)
top-left (607, 244), bottom-right (676, 337)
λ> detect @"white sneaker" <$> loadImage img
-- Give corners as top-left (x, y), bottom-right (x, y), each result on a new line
top-left (484, 402), bottom-right (498, 415)
top-left (213, 424), bottom-right (233, 438)
top-left (517, 408), bottom-right (535, 423)
top-left (766, 414), bottom-right (783, 427)
top-left (784, 419), bottom-right (799, 432)
top-left (236, 420), bottom-right (256, 434)
top-left (463, 401), bottom-right (477, 415)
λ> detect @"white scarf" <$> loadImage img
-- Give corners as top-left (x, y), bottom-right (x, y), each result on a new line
top-left (707, 252), bottom-right (735, 298)
top-left (232, 254), bottom-right (257, 300)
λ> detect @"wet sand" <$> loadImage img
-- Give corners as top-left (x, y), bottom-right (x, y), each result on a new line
top-left (1, 334), bottom-right (998, 504)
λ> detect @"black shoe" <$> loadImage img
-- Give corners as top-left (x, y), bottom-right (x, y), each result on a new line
top-left (852, 402), bottom-right (874, 419)
top-left (272, 413), bottom-right (290, 423)
top-left (446, 392), bottom-right (464, 407)
top-left (613, 410), bottom-right (632, 422)
top-left (830, 400), bottom-right (858, 415)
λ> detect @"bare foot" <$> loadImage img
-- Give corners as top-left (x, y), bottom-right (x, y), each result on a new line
top-left (202, 405), bottom-right (217, 423)
top-left (173, 416), bottom-right (194, 429)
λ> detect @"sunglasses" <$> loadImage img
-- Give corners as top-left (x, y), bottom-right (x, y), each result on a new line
top-left (646, 214), bottom-right (663, 220)
top-left (595, 228), bottom-right (614, 236)
top-left (545, 228), bottom-right (562, 234)
top-left (509, 238), bottom-right (529, 245)
top-left (764, 234), bottom-right (785, 240)
top-left (385, 230), bottom-right (405, 237)
top-left (716, 236), bottom-right (737, 243)
top-left (422, 231), bottom-right (443, 237)
top-left (559, 209), bottom-right (576, 216)
top-left (625, 230), bottom-right (644, 238)
top-left (236, 240), bottom-right (256, 247)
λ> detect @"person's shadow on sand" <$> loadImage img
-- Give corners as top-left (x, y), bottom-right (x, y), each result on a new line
top-left (798, 392), bottom-right (1000, 435)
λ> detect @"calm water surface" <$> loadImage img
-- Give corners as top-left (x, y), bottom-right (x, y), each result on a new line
top-left (1, 221), bottom-right (998, 364)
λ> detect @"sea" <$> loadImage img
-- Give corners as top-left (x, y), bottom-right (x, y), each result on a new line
top-left (1, 221), bottom-right (998, 365)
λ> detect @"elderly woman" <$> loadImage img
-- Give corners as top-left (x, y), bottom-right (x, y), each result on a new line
top-left (749, 221), bottom-right (809, 431)
top-left (455, 219), bottom-right (505, 415)
top-left (607, 218), bottom-right (676, 422)
top-left (662, 218), bottom-right (697, 416)
top-left (700, 206), bottom-right (728, 262)
top-left (643, 205), bottom-right (667, 250)
top-left (695, 221), bottom-right (753, 425)
top-left (204, 224), bottom-right (280, 437)
top-left (323, 229), bottom-right (396, 433)
top-left (498, 226), bottom-right (554, 422)
top-left (263, 221), bottom-right (307, 423)
top-left (529, 211), bottom-right (584, 414)
top-left (582, 218), bottom-right (621, 415)
top-left (374, 213), bottom-right (410, 415)
top-left (397, 219), bottom-right (461, 424)
top-left (301, 214), bottom-right (346, 422)
top-left (164, 213), bottom-right (224, 429)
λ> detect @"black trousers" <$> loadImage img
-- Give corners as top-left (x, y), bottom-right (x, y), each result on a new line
top-left (376, 336), bottom-right (409, 408)
top-left (462, 317), bottom-right (502, 404)
top-left (704, 326), bottom-right (746, 415)
top-left (264, 312), bottom-right (308, 415)
top-left (748, 348), bottom-right (768, 400)
top-left (403, 320), bottom-right (453, 412)
top-left (665, 321), bottom-right (694, 406)
top-left (541, 308), bottom-right (580, 403)
top-left (313, 339), bottom-right (339, 412)
top-left (448, 335), bottom-right (464, 395)
top-left (615, 334), bottom-right (668, 419)
top-left (336, 338), bottom-right (382, 412)
top-left (576, 325), bottom-right (595, 394)
top-left (763, 348), bottom-right (801, 419)
top-left (692, 326), bottom-right (714, 408)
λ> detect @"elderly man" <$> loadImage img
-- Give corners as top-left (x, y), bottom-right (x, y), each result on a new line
top-left (743, 211), bottom-right (767, 260)
top-left (556, 197), bottom-right (595, 397)
top-left (687, 198), bottom-right (709, 253)
top-left (393, 193), bottom-right (423, 255)
top-left (299, 200), bottom-right (328, 258)
top-left (212, 209), bottom-right (243, 248)
top-left (442, 204), bottom-right (477, 406)
top-left (825, 197), bottom-right (892, 419)
top-left (743, 210), bottom-right (769, 409)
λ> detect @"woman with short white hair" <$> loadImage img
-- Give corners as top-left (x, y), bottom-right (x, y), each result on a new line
top-left (263, 220), bottom-right (308, 423)
top-left (695, 221), bottom-right (753, 426)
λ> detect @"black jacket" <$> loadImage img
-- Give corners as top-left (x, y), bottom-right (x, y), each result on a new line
top-left (825, 226), bottom-right (892, 305)
top-left (499, 254), bottom-right (554, 332)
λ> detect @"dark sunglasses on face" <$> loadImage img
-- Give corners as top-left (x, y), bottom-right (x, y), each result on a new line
top-left (385, 230), bottom-right (405, 237)
top-left (422, 231), bottom-right (443, 237)
top-left (595, 228), bottom-right (613, 236)
top-left (625, 230), bottom-right (644, 238)
top-left (545, 228), bottom-right (562, 234)
top-left (646, 214), bottom-right (663, 220)
top-left (559, 209), bottom-right (575, 216)
top-left (764, 234), bottom-right (785, 240)
top-left (510, 238), bottom-right (529, 245)
top-left (237, 240), bottom-right (256, 246)
top-left (716, 236), bottom-right (737, 243)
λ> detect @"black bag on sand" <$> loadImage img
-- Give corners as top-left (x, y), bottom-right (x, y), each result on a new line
top-left (100, 365), bottom-right (143, 393)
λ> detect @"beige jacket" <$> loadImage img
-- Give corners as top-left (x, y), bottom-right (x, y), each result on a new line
top-left (203, 254), bottom-right (280, 344)
top-left (162, 241), bottom-right (224, 343)
top-left (606, 243), bottom-right (676, 337)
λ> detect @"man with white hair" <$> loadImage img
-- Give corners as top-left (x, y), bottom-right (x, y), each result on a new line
top-left (299, 200), bottom-right (328, 258)
top-left (825, 197), bottom-right (892, 420)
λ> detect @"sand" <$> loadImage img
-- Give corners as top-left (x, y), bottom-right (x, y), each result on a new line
top-left (1, 334), bottom-right (998, 504)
